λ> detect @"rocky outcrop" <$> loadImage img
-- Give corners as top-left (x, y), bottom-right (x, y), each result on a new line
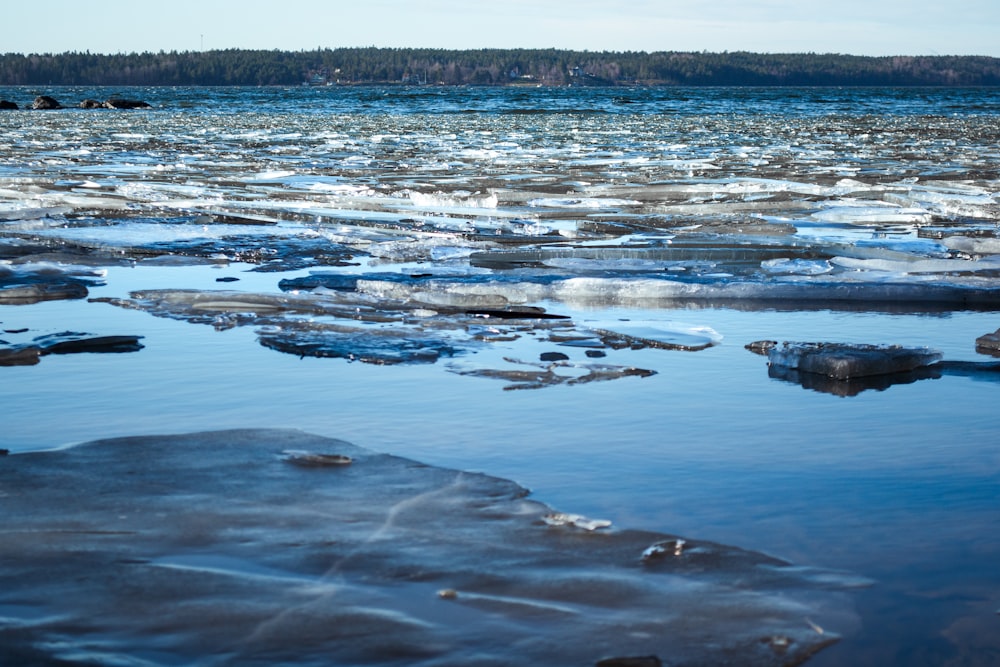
top-left (0, 99), bottom-right (17, 110)
top-left (103, 97), bottom-right (151, 109)
top-left (79, 98), bottom-right (103, 109)
top-left (31, 95), bottom-right (62, 110)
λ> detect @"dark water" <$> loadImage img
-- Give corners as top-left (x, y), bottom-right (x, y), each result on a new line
top-left (2, 85), bottom-right (999, 665)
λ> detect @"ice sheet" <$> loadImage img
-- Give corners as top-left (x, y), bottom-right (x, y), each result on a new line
top-left (0, 429), bottom-right (859, 666)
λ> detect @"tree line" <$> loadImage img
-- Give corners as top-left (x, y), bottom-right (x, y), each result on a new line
top-left (1, 48), bottom-right (999, 87)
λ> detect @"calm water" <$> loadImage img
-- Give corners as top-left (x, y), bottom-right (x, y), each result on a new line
top-left (2, 85), bottom-right (1000, 665)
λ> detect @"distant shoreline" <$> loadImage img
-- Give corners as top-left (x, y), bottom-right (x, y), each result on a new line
top-left (2, 48), bottom-right (999, 87)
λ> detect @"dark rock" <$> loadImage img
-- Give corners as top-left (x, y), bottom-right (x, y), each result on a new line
top-left (103, 98), bottom-right (152, 109)
top-left (31, 95), bottom-right (62, 110)
top-left (79, 98), bottom-right (104, 109)
top-left (215, 276), bottom-right (240, 283)
top-left (0, 100), bottom-right (18, 110)
top-left (596, 657), bottom-right (662, 667)
top-left (540, 351), bottom-right (570, 362)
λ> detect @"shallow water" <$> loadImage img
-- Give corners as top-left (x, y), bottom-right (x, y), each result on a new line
top-left (2, 85), bottom-right (1000, 665)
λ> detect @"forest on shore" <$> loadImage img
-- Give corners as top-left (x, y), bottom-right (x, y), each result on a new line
top-left (2, 48), bottom-right (999, 87)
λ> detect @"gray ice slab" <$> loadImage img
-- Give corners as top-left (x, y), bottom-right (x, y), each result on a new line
top-left (0, 429), bottom-right (861, 666)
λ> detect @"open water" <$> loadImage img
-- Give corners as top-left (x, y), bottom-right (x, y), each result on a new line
top-left (2, 85), bottom-right (1000, 665)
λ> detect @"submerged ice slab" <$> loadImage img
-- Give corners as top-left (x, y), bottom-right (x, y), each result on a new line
top-left (0, 429), bottom-right (859, 666)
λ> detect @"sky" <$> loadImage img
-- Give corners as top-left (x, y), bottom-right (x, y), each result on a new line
top-left (4, 0), bottom-right (999, 58)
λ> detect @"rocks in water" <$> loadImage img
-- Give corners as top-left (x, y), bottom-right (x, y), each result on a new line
top-left (765, 341), bottom-right (942, 380)
top-left (596, 657), bottom-right (663, 667)
top-left (0, 428), bottom-right (857, 666)
top-left (975, 328), bottom-right (1000, 357)
top-left (103, 97), bottom-right (152, 109)
top-left (31, 95), bottom-right (62, 110)
top-left (5, 95), bottom-right (151, 111)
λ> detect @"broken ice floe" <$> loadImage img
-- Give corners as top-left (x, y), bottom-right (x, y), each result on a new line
top-left (766, 342), bottom-right (943, 380)
top-left (542, 512), bottom-right (613, 531)
top-left (0, 330), bottom-right (144, 366)
top-left (95, 288), bottom-right (723, 386)
top-left (0, 428), bottom-right (860, 666)
top-left (450, 357), bottom-right (656, 391)
top-left (750, 340), bottom-right (1000, 396)
top-left (0, 263), bottom-right (104, 304)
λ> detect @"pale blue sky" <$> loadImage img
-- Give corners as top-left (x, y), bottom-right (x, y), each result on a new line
top-left (4, 0), bottom-right (998, 57)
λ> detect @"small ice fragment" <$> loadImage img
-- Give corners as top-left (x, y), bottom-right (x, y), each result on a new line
top-left (763, 635), bottom-right (792, 654)
top-left (806, 618), bottom-right (825, 635)
top-left (437, 589), bottom-right (459, 600)
top-left (641, 539), bottom-right (686, 561)
top-left (542, 512), bottom-right (612, 531)
top-left (280, 450), bottom-right (352, 467)
top-left (760, 258), bottom-right (832, 275)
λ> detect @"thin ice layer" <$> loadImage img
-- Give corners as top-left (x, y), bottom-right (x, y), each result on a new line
top-left (0, 429), bottom-right (859, 667)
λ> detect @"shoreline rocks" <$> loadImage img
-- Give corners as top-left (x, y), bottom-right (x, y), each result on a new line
top-left (31, 95), bottom-right (62, 110)
top-left (1, 95), bottom-right (153, 110)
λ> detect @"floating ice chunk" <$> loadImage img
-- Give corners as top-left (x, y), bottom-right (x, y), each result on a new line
top-left (760, 258), bottom-right (833, 275)
top-left (942, 236), bottom-right (1000, 257)
top-left (641, 539), bottom-right (687, 560)
top-left (528, 197), bottom-right (639, 209)
top-left (830, 255), bottom-right (1000, 274)
top-left (543, 512), bottom-right (612, 531)
top-left (810, 202), bottom-right (931, 225)
top-left (407, 190), bottom-right (498, 209)
top-left (588, 321), bottom-right (722, 351)
top-left (767, 342), bottom-right (942, 380)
